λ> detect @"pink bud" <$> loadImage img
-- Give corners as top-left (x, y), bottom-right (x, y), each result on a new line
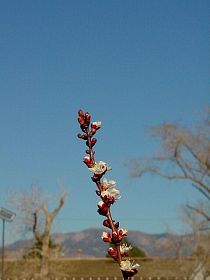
top-left (101, 232), bottom-right (111, 243)
top-left (111, 231), bottom-right (119, 243)
top-left (91, 138), bottom-right (97, 147)
top-left (115, 222), bottom-right (119, 228)
top-left (78, 116), bottom-right (85, 125)
top-left (108, 247), bottom-right (117, 259)
top-left (91, 121), bottom-right (101, 132)
top-left (103, 219), bottom-right (119, 229)
top-left (95, 190), bottom-right (101, 196)
top-left (78, 109), bottom-right (84, 117)
top-left (103, 219), bottom-right (111, 228)
top-left (85, 112), bottom-right (91, 125)
top-left (97, 201), bottom-right (109, 216)
top-left (101, 194), bottom-right (115, 205)
top-left (83, 156), bottom-right (94, 168)
top-left (117, 228), bottom-right (128, 242)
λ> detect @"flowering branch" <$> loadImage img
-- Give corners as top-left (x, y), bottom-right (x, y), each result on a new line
top-left (77, 109), bottom-right (139, 280)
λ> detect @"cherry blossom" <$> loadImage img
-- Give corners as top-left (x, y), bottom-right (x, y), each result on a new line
top-left (120, 243), bottom-right (132, 255)
top-left (120, 259), bottom-right (140, 274)
top-left (101, 186), bottom-right (121, 204)
top-left (88, 160), bottom-right (112, 175)
top-left (101, 178), bottom-right (116, 190)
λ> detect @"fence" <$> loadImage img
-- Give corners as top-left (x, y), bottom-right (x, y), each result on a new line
top-left (2, 277), bottom-right (210, 280)
top-left (0, 277), bottom-right (192, 280)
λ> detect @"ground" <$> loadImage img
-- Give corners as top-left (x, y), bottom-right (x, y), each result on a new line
top-left (3, 257), bottom-right (210, 279)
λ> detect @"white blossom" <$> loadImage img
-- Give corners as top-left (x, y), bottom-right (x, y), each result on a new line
top-left (120, 243), bottom-right (132, 254)
top-left (92, 121), bottom-right (102, 128)
top-left (101, 187), bottom-right (121, 201)
top-left (88, 161), bottom-right (112, 174)
top-left (120, 260), bottom-right (140, 271)
top-left (101, 178), bottom-right (116, 189)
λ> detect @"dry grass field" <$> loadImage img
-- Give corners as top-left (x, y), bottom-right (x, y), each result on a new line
top-left (3, 257), bottom-right (210, 279)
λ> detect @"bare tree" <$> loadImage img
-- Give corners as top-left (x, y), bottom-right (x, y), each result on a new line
top-left (127, 108), bottom-right (210, 279)
top-left (182, 206), bottom-right (210, 280)
top-left (127, 108), bottom-right (210, 222)
top-left (8, 185), bottom-right (67, 279)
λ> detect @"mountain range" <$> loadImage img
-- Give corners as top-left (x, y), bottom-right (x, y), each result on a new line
top-left (5, 228), bottom-right (193, 258)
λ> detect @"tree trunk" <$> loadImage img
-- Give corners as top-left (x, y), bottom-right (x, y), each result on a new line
top-left (32, 192), bottom-right (67, 279)
top-left (189, 256), bottom-right (208, 280)
top-left (40, 235), bottom-right (50, 280)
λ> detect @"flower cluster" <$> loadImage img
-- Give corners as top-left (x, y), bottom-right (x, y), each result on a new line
top-left (77, 109), bottom-right (139, 279)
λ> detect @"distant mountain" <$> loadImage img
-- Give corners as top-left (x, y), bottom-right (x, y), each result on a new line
top-left (5, 228), bottom-right (193, 258)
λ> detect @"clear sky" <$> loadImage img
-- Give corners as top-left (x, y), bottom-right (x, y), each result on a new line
top-left (0, 1), bottom-right (209, 243)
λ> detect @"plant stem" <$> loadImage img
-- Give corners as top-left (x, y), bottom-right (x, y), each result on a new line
top-left (85, 128), bottom-right (124, 271)
top-left (78, 112), bottom-right (137, 280)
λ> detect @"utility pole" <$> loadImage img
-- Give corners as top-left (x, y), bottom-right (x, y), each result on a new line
top-left (0, 208), bottom-right (15, 280)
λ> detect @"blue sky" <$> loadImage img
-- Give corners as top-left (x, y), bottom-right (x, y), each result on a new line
top-left (0, 1), bottom-right (209, 243)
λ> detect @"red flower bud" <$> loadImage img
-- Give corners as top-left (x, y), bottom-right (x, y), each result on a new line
top-left (103, 219), bottom-right (119, 229)
top-left (91, 138), bottom-right (97, 147)
top-left (115, 222), bottom-right (119, 228)
top-left (78, 109), bottom-right (84, 117)
top-left (108, 247), bottom-right (117, 259)
top-left (101, 194), bottom-right (115, 205)
top-left (103, 219), bottom-right (111, 228)
top-left (85, 112), bottom-right (91, 125)
top-left (77, 133), bottom-right (88, 140)
top-left (110, 228), bottom-right (127, 243)
top-left (78, 116), bottom-right (85, 126)
top-left (97, 201), bottom-right (109, 216)
top-left (101, 232), bottom-right (112, 243)
top-left (96, 190), bottom-right (101, 196)
top-left (91, 121), bottom-right (101, 133)
top-left (111, 231), bottom-right (119, 243)
top-left (83, 156), bottom-right (94, 168)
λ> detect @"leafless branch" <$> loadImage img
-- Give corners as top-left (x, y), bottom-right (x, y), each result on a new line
top-left (186, 205), bottom-right (210, 222)
top-left (127, 107), bottom-right (210, 224)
